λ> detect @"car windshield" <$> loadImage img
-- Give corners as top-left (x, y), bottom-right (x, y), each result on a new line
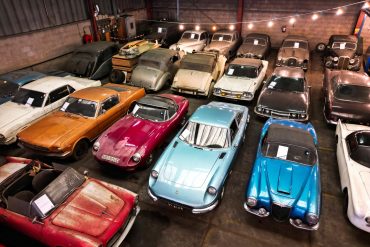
top-left (0, 80), bottom-right (18, 99)
top-left (12, 88), bottom-right (45, 107)
top-left (347, 132), bottom-right (370, 168)
top-left (332, 42), bottom-right (356, 50)
top-left (266, 75), bottom-right (305, 92)
top-left (179, 121), bottom-right (230, 148)
top-left (132, 103), bottom-right (168, 121)
top-left (334, 84), bottom-right (370, 103)
top-left (244, 38), bottom-right (266, 46)
top-left (31, 168), bottom-right (85, 218)
top-left (139, 59), bottom-right (161, 70)
top-left (60, 97), bottom-right (98, 117)
top-left (212, 34), bottom-right (232, 42)
top-left (182, 32), bottom-right (199, 40)
top-left (282, 40), bottom-right (308, 49)
top-left (226, 64), bottom-right (258, 78)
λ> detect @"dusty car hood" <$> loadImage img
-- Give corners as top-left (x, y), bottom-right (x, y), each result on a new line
top-left (51, 181), bottom-right (125, 237)
top-left (206, 41), bottom-right (231, 51)
top-left (238, 44), bottom-right (267, 56)
top-left (0, 101), bottom-right (40, 131)
top-left (216, 75), bottom-right (256, 92)
top-left (258, 89), bottom-right (308, 112)
top-left (330, 49), bottom-right (356, 58)
top-left (18, 112), bottom-right (89, 148)
top-left (278, 48), bottom-right (309, 61)
top-left (173, 69), bottom-right (211, 91)
top-left (332, 99), bottom-right (370, 121)
top-left (131, 66), bottom-right (163, 88)
top-left (175, 39), bottom-right (201, 48)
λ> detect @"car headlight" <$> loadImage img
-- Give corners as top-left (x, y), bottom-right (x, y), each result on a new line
top-left (132, 153), bottom-right (141, 163)
top-left (246, 197), bottom-right (257, 207)
top-left (291, 113), bottom-right (297, 118)
top-left (207, 186), bottom-right (217, 195)
top-left (93, 142), bottom-right (100, 151)
top-left (214, 88), bottom-right (221, 94)
top-left (306, 213), bottom-right (319, 225)
top-left (151, 170), bottom-right (159, 178)
top-left (257, 54), bottom-right (262, 59)
top-left (349, 58), bottom-right (355, 64)
top-left (333, 57), bottom-right (339, 62)
top-left (243, 92), bottom-right (253, 98)
top-left (256, 106), bottom-right (263, 112)
top-left (300, 113), bottom-right (307, 119)
top-left (264, 109), bottom-right (270, 114)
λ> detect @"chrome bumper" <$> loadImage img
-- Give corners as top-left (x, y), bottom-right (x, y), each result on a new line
top-left (171, 87), bottom-right (207, 96)
top-left (112, 205), bottom-right (140, 247)
top-left (243, 203), bottom-right (270, 217)
top-left (289, 218), bottom-right (319, 231)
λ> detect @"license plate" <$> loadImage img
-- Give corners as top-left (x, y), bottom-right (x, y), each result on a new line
top-left (101, 154), bottom-right (120, 163)
top-left (168, 203), bottom-right (183, 210)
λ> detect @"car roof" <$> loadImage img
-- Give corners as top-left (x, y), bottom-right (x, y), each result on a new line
top-left (182, 53), bottom-right (215, 65)
top-left (0, 70), bottom-right (45, 84)
top-left (183, 30), bottom-right (206, 35)
top-left (330, 35), bottom-right (357, 43)
top-left (335, 70), bottom-right (370, 87)
top-left (74, 41), bottom-right (116, 54)
top-left (231, 58), bottom-right (262, 67)
top-left (284, 35), bottom-right (308, 42)
top-left (213, 30), bottom-right (236, 35)
top-left (267, 123), bottom-right (315, 150)
top-left (140, 48), bottom-right (177, 61)
top-left (190, 104), bottom-right (236, 128)
top-left (246, 33), bottom-right (269, 39)
top-left (22, 76), bottom-right (72, 93)
top-left (69, 84), bottom-right (126, 102)
top-left (138, 95), bottom-right (177, 110)
top-left (273, 67), bottom-right (305, 79)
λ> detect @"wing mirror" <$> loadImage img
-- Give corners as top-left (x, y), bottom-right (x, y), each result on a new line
top-left (32, 216), bottom-right (44, 225)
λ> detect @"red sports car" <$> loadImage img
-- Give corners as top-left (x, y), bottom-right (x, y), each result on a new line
top-left (92, 94), bottom-right (189, 170)
top-left (0, 157), bottom-right (139, 247)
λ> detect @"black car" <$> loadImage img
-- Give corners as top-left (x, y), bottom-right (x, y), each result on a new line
top-left (237, 33), bottom-right (271, 59)
top-left (317, 35), bottom-right (362, 71)
top-left (145, 23), bottom-right (182, 48)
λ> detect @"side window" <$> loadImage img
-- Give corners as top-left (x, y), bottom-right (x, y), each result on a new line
top-left (67, 85), bottom-right (76, 94)
top-left (230, 119), bottom-right (239, 142)
top-left (99, 95), bottom-right (119, 115)
top-left (47, 85), bottom-right (70, 105)
top-left (200, 33), bottom-right (206, 40)
top-left (235, 113), bottom-right (242, 125)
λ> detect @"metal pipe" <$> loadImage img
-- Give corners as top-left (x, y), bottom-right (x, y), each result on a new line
top-left (86, 0), bottom-right (98, 41)
top-left (177, 0), bottom-right (180, 21)
top-left (146, 0), bottom-right (153, 20)
top-left (237, 0), bottom-right (244, 34)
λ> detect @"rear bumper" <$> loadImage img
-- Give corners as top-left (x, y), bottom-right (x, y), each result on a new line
top-left (171, 86), bottom-right (207, 96)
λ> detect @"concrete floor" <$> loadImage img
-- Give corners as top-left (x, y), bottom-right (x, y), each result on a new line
top-left (1, 50), bottom-right (370, 247)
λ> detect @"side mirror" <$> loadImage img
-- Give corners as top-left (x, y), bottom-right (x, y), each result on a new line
top-left (32, 216), bottom-right (43, 225)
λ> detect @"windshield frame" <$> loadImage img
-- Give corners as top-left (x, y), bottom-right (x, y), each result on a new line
top-left (131, 103), bottom-right (172, 122)
top-left (331, 41), bottom-right (357, 50)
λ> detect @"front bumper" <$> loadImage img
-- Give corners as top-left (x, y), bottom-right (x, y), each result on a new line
top-left (276, 60), bottom-right (308, 71)
top-left (148, 188), bottom-right (219, 214)
top-left (254, 107), bottom-right (309, 122)
top-left (0, 135), bottom-right (17, 145)
top-left (171, 86), bottom-right (207, 96)
top-left (214, 91), bottom-right (253, 101)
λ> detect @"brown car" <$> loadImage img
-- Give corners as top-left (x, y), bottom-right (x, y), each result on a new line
top-left (323, 69), bottom-right (370, 124)
top-left (17, 84), bottom-right (146, 160)
top-left (276, 35), bottom-right (310, 71)
top-left (255, 67), bottom-right (310, 121)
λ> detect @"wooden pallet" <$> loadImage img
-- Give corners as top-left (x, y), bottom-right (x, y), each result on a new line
top-left (112, 54), bottom-right (138, 67)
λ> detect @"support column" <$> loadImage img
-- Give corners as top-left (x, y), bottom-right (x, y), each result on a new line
top-left (86, 0), bottom-right (99, 41)
top-left (237, 0), bottom-right (244, 34)
top-left (146, 0), bottom-right (153, 20)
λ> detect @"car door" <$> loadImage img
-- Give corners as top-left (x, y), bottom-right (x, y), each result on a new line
top-left (96, 95), bottom-right (124, 134)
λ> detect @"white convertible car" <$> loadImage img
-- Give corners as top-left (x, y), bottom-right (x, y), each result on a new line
top-left (336, 119), bottom-right (370, 232)
top-left (213, 58), bottom-right (268, 101)
top-left (0, 76), bottom-right (101, 145)
top-left (169, 30), bottom-right (209, 54)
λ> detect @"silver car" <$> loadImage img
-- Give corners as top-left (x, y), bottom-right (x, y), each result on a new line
top-left (204, 30), bottom-right (242, 60)
top-left (130, 48), bottom-right (180, 91)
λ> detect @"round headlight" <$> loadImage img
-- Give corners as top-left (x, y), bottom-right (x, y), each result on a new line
top-left (132, 153), bottom-right (141, 163)
top-left (349, 58), bottom-right (355, 64)
top-left (333, 57), bottom-right (339, 62)
top-left (246, 197), bottom-right (257, 207)
top-left (151, 170), bottom-right (159, 178)
top-left (306, 213), bottom-right (319, 225)
top-left (264, 109), bottom-right (270, 114)
top-left (214, 88), bottom-right (221, 94)
top-left (300, 114), bottom-right (306, 119)
top-left (93, 142), bottom-right (100, 151)
top-left (207, 186), bottom-right (217, 195)
top-left (365, 217), bottom-right (370, 224)
top-left (291, 113), bottom-right (297, 118)
top-left (258, 207), bottom-right (266, 215)
top-left (257, 54), bottom-right (262, 59)
top-left (257, 106), bottom-right (263, 112)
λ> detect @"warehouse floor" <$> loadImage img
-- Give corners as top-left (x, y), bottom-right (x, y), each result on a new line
top-left (1, 50), bottom-right (370, 247)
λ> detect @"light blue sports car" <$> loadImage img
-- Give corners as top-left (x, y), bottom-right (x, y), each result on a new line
top-left (148, 101), bottom-right (249, 213)
top-left (244, 118), bottom-right (321, 230)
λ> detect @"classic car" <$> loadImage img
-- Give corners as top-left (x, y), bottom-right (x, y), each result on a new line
top-left (213, 58), bottom-right (268, 101)
top-left (169, 30), bottom-right (209, 54)
top-left (364, 46), bottom-right (370, 74)
top-left (317, 35), bottom-right (361, 71)
top-left (323, 69), bottom-right (370, 124)
top-left (118, 39), bottom-right (160, 59)
top-left (171, 51), bottom-right (227, 97)
top-left (255, 67), bottom-right (310, 121)
top-left (0, 76), bottom-right (101, 145)
top-left (145, 23), bottom-right (182, 48)
top-left (130, 48), bottom-right (180, 91)
top-left (0, 70), bottom-right (45, 105)
top-left (148, 101), bottom-right (249, 213)
top-left (276, 35), bottom-right (310, 71)
top-left (244, 118), bottom-right (321, 230)
top-left (336, 120), bottom-right (370, 232)
top-left (204, 30), bottom-right (242, 60)
top-left (50, 42), bottom-right (119, 80)
top-left (17, 84), bottom-right (145, 160)
top-left (93, 94), bottom-right (189, 170)
top-left (0, 156), bottom-right (139, 247)
top-left (237, 33), bottom-right (271, 59)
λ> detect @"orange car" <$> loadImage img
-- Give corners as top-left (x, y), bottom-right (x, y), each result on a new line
top-left (18, 83), bottom-right (145, 160)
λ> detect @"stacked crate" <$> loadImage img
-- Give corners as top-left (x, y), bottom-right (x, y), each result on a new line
top-left (111, 55), bottom-right (138, 81)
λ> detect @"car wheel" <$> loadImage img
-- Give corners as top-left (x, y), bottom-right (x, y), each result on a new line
top-left (343, 189), bottom-right (349, 216)
top-left (109, 69), bottom-right (126, 84)
top-left (72, 140), bottom-right (89, 161)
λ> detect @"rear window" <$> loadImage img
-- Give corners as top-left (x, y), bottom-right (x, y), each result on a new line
top-left (282, 40), bottom-right (308, 49)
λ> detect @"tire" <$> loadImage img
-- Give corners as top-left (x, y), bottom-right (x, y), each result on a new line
top-left (109, 69), bottom-right (125, 84)
top-left (316, 43), bottom-right (326, 52)
top-left (343, 189), bottom-right (349, 217)
top-left (72, 140), bottom-right (89, 161)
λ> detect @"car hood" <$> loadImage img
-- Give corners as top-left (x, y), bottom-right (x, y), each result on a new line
top-left (238, 44), bottom-right (266, 56)
top-left (19, 112), bottom-right (89, 147)
top-left (174, 69), bottom-right (211, 91)
top-left (332, 99), bottom-right (370, 121)
top-left (263, 158), bottom-right (313, 205)
top-left (0, 102), bottom-right (39, 131)
top-left (330, 49), bottom-right (356, 58)
top-left (258, 89), bottom-right (308, 112)
top-left (175, 39), bottom-right (200, 48)
top-left (215, 75), bottom-right (256, 92)
top-left (206, 41), bottom-right (231, 51)
top-left (278, 48), bottom-right (309, 61)
top-left (51, 181), bottom-right (125, 237)
top-left (131, 66), bottom-right (163, 88)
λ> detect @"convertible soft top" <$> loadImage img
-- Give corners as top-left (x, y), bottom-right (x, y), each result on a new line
top-left (140, 48), bottom-right (177, 62)
top-left (267, 124), bottom-right (315, 150)
top-left (182, 53), bottom-right (215, 66)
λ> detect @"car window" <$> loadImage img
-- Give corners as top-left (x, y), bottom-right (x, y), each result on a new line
top-left (235, 113), bottom-right (242, 125)
top-left (12, 88), bottom-right (46, 107)
top-left (230, 120), bottom-right (239, 142)
top-left (226, 64), bottom-right (258, 78)
top-left (245, 38), bottom-right (266, 46)
top-left (61, 97), bottom-right (98, 118)
top-left (200, 32), bottom-right (207, 40)
top-left (100, 95), bottom-right (119, 115)
top-left (46, 85), bottom-right (70, 106)
top-left (332, 42), bottom-right (356, 50)
top-left (132, 103), bottom-right (169, 121)
top-left (282, 40), bottom-right (308, 50)
top-left (266, 75), bottom-right (305, 92)
top-left (182, 32), bottom-right (199, 40)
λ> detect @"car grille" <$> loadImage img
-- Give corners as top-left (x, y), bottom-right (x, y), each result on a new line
top-left (287, 58), bottom-right (298, 67)
top-left (21, 142), bottom-right (50, 152)
top-left (338, 56), bottom-right (350, 69)
top-left (271, 203), bottom-right (291, 222)
top-left (220, 89), bottom-right (241, 96)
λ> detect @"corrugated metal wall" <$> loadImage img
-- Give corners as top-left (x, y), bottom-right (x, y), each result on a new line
top-left (94, 0), bottom-right (145, 15)
top-left (0, 0), bottom-right (88, 37)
